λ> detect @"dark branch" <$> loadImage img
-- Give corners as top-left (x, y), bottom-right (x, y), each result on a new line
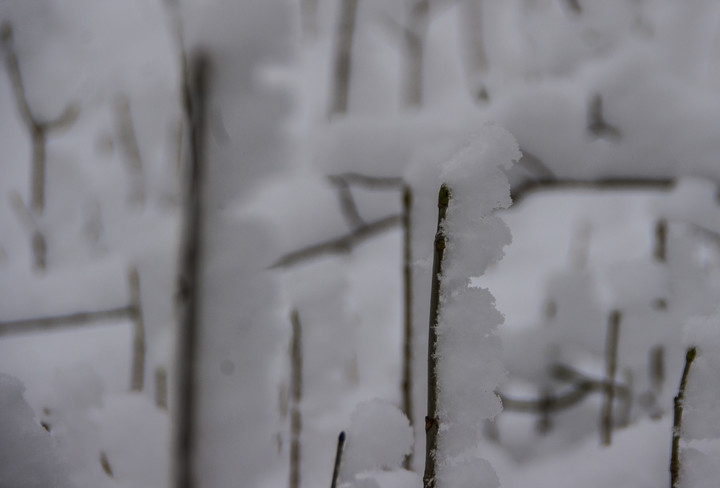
top-left (511, 178), bottom-right (674, 205)
top-left (327, 175), bottom-right (365, 229)
top-left (0, 306), bottom-right (133, 337)
top-left (329, 173), bottom-right (404, 189)
top-left (271, 214), bottom-right (402, 268)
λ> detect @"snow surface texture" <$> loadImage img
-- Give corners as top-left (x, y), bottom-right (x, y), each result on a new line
top-left (340, 400), bottom-right (414, 483)
top-left (435, 126), bottom-right (521, 487)
top-left (0, 373), bottom-right (71, 488)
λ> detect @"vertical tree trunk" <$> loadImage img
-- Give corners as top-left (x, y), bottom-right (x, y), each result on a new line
top-left (174, 53), bottom-right (210, 488)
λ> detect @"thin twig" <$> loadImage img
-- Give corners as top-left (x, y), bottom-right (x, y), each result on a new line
top-left (100, 451), bottom-right (114, 478)
top-left (9, 191), bottom-right (46, 271)
top-left (270, 214), bottom-right (402, 268)
top-left (500, 374), bottom-right (630, 413)
top-left (654, 219), bottom-right (668, 262)
top-left (0, 306), bottom-right (133, 337)
top-left (289, 310), bottom-right (303, 488)
top-left (329, 0), bottom-right (359, 116)
top-left (510, 178), bottom-right (674, 205)
top-left (329, 173), bottom-right (404, 188)
top-left (423, 184), bottom-right (449, 488)
top-left (587, 93), bottom-right (621, 141)
top-left (670, 347), bottom-right (696, 488)
top-left (174, 53), bottom-right (210, 488)
top-left (155, 366), bottom-right (168, 410)
top-left (115, 94), bottom-right (146, 208)
top-left (401, 185), bottom-right (414, 470)
top-left (128, 267), bottom-right (145, 392)
top-left (403, 0), bottom-right (430, 107)
top-left (327, 175), bottom-right (365, 229)
top-left (600, 310), bottom-right (621, 446)
top-left (330, 431), bottom-right (346, 488)
top-left (2, 22), bottom-right (78, 215)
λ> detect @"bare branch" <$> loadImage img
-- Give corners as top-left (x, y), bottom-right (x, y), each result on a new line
top-left (511, 178), bottom-right (674, 205)
top-left (271, 214), bottom-right (402, 268)
top-left (500, 365), bottom-right (631, 414)
top-left (289, 310), bottom-right (303, 488)
top-left (2, 22), bottom-right (78, 214)
top-left (128, 268), bottom-right (145, 392)
top-left (600, 310), bottom-right (621, 446)
top-left (329, 0), bottom-right (359, 116)
top-left (587, 93), bottom-right (621, 141)
top-left (115, 94), bottom-right (146, 208)
top-left (0, 306), bottom-right (133, 337)
top-left (327, 175), bottom-right (365, 229)
top-left (155, 366), bottom-right (168, 410)
top-left (329, 173), bottom-right (404, 189)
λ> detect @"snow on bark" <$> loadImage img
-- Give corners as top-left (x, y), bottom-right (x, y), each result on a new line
top-left (433, 124), bottom-right (520, 487)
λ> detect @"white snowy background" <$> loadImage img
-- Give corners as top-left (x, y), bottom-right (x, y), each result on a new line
top-left (2, 1), bottom-right (720, 487)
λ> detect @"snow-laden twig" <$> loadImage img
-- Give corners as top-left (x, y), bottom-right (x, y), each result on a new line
top-left (1, 22), bottom-right (78, 215)
top-left (423, 184), bottom-right (449, 488)
top-left (330, 431), bottom-right (346, 488)
top-left (600, 309), bottom-right (622, 446)
top-left (289, 310), bottom-right (303, 488)
top-left (670, 347), bottom-right (696, 488)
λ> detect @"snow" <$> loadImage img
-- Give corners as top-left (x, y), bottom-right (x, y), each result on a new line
top-left (5, 0), bottom-right (720, 487)
top-left (0, 373), bottom-right (71, 488)
top-left (341, 400), bottom-right (413, 481)
top-left (433, 126), bottom-right (520, 486)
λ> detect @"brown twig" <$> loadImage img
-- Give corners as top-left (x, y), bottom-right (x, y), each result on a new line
top-left (270, 214), bottom-right (402, 268)
top-left (289, 310), bottom-right (303, 488)
top-left (155, 366), bottom-right (168, 410)
top-left (0, 306), bottom-right (133, 337)
top-left (670, 347), bottom-right (696, 488)
top-left (128, 268), bottom-right (145, 392)
top-left (1, 22), bottom-right (78, 215)
top-left (587, 93), bottom-right (621, 141)
top-left (329, 0), bottom-right (359, 116)
top-left (327, 175), bottom-right (365, 229)
top-left (115, 94), bottom-right (146, 208)
top-left (423, 184), bottom-right (449, 488)
top-left (600, 310), bottom-right (621, 446)
top-left (9, 191), bottom-right (47, 271)
top-left (654, 219), bottom-right (668, 262)
top-left (510, 178), bottom-right (674, 205)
